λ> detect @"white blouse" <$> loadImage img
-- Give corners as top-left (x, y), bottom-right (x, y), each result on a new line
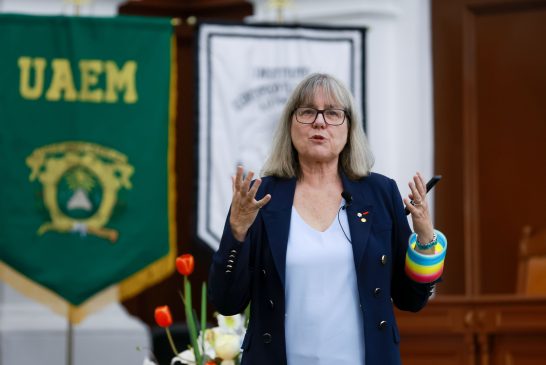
top-left (285, 204), bottom-right (365, 365)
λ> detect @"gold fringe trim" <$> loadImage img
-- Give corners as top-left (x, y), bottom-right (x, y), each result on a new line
top-left (0, 262), bottom-right (117, 323)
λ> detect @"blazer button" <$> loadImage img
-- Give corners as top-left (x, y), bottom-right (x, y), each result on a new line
top-left (262, 269), bottom-right (267, 278)
top-left (379, 320), bottom-right (388, 330)
top-left (269, 299), bottom-right (274, 310)
top-left (263, 333), bottom-right (272, 344)
top-left (381, 255), bottom-right (388, 265)
top-left (374, 288), bottom-right (381, 297)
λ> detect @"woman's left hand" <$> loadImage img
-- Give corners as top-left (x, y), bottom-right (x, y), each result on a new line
top-left (404, 172), bottom-right (435, 245)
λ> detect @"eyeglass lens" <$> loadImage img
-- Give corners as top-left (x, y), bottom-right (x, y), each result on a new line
top-left (295, 107), bottom-right (345, 125)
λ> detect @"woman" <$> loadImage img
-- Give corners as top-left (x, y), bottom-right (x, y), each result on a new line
top-left (209, 73), bottom-right (447, 365)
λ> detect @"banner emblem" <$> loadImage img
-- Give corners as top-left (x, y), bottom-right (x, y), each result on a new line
top-left (26, 141), bottom-right (134, 243)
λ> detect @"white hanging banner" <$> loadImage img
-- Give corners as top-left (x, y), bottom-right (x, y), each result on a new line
top-left (196, 23), bottom-right (366, 251)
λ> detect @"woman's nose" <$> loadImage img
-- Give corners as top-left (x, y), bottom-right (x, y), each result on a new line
top-left (313, 112), bottom-right (327, 127)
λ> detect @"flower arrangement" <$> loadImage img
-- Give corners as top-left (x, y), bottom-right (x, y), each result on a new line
top-left (143, 254), bottom-right (247, 365)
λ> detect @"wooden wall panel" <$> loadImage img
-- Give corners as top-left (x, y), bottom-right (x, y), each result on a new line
top-left (416, 0), bottom-right (546, 363)
top-left (471, 4), bottom-right (546, 294)
top-left (433, 0), bottom-right (546, 295)
top-left (491, 335), bottom-right (546, 365)
top-left (400, 336), bottom-right (473, 365)
top-left (397, 297), bottom-right (546, 365)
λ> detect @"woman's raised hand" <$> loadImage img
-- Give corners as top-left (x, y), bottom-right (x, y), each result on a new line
top-left (403, 172), bottom-right (434, 247)
top-left (229, 166), bottom-right (272, 242)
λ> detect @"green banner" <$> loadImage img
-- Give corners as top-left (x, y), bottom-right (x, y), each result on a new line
top-left (0, 14), bottom-right (176, 321)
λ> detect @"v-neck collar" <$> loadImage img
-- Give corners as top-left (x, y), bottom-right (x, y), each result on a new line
top-left (261, 173), bottom-right (375, 288)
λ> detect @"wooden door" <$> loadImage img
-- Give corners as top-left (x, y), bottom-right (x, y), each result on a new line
top-left (432, 0), bottom-right (546, 296)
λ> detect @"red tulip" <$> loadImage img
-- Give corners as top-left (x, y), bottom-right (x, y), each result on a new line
top-left (176, 254), bottom-right (195, 276)
top-left (154, 305), bottom-right (173, 328)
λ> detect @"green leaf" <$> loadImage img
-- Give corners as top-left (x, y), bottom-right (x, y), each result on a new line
top-left (192, 308), bottom-right (201, 334)
top-left (200, 282), bottom-right (207, 365)
top-left (201, 282), bottom-right (207, 334)
top-left (184, 276), bottom-right (201, 364)
top-left (244, 302), bottom-right (251, 328)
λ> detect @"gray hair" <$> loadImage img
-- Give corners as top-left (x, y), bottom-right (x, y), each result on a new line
top-left (261, 73), bottom-right (374, 180)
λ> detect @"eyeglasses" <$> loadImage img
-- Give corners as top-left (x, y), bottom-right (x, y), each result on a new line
top-left (294, 107), bottom-right (347, 126)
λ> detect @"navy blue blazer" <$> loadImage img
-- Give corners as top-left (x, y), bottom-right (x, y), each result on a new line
top-left (209, 172), bottom-right (435, 365)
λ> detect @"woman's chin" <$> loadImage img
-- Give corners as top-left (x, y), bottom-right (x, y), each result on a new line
top-left (299, 153), bottom-right (338, 166)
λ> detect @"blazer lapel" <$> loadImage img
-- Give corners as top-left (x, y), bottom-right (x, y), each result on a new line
top-left (261, 177), bottom-right (296, 288)
top-left (341, 173), bottom-right (373, 269)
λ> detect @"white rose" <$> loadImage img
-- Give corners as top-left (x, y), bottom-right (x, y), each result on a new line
top-left (214, 333), bottom-right (241, 360)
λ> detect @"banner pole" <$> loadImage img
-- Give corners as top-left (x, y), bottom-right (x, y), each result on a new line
top-left (66, 312), bottom-right (74, 365)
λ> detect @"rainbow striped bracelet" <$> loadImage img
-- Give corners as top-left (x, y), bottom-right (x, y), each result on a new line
top-left (405, 230), bottom-right (447, 283)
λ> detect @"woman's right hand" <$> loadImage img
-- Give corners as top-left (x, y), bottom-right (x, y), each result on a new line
top-left (229, 166), bottom-right (272, 242)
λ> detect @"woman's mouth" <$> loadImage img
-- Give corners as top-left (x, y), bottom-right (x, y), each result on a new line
top-left (310, 135), bottom-right (326, 141)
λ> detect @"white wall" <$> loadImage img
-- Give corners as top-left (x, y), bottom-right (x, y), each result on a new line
top-left (0, 0), bottom-right (124, 16)
top-left (0, 286), bottom-right (149, 365)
